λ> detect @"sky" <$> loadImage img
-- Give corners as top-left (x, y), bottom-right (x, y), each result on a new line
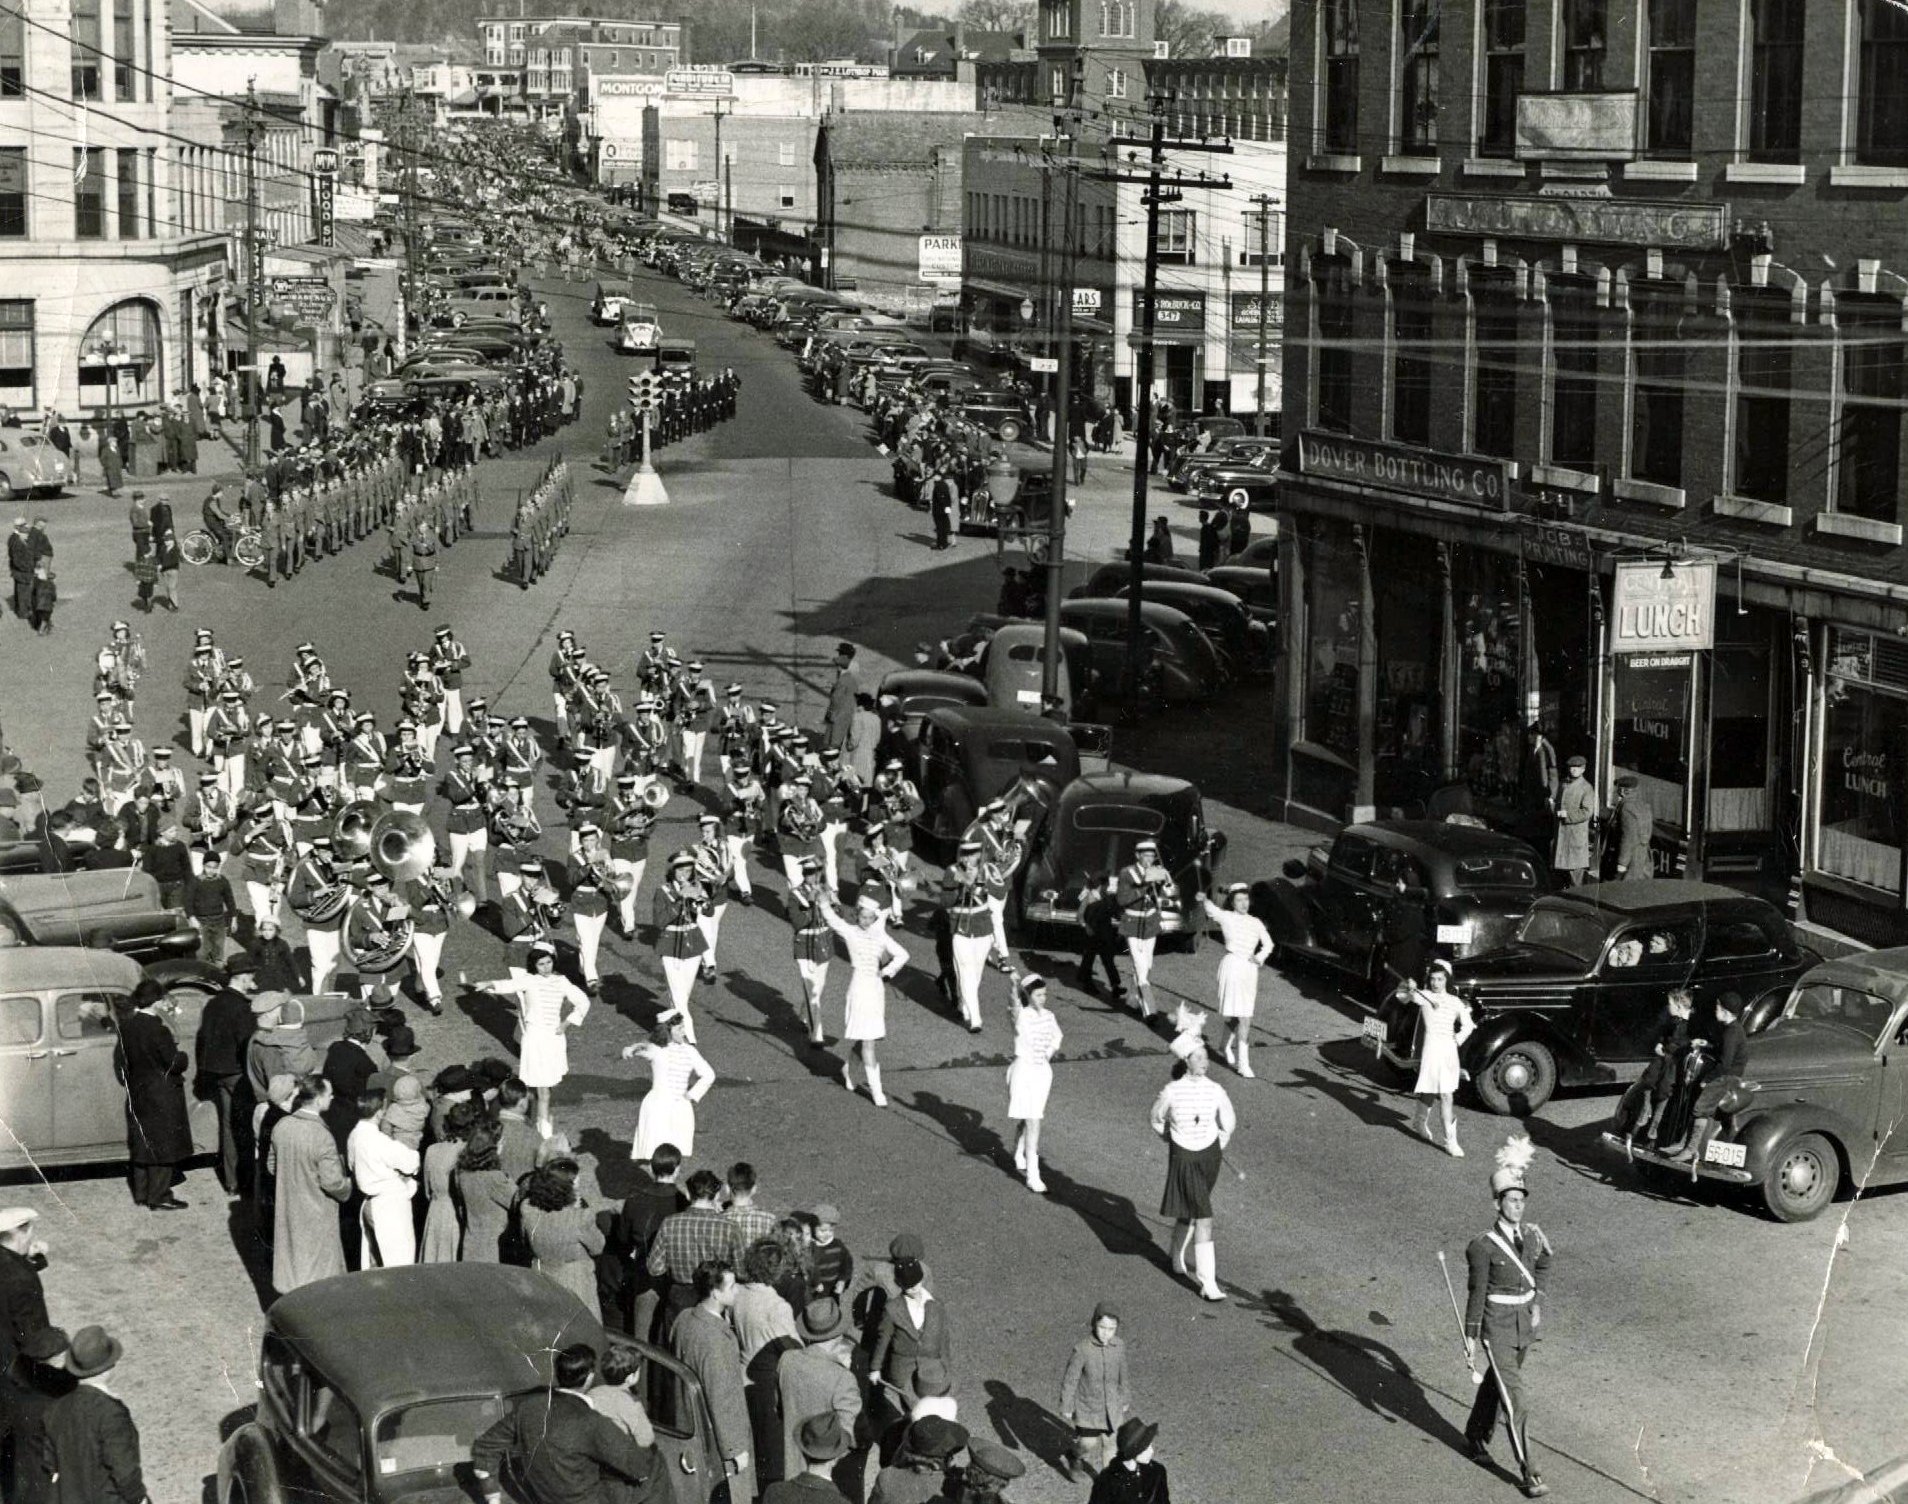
top-left (1194, 0), bottom-right (1289, 29)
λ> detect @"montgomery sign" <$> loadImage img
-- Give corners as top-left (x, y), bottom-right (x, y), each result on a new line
top-left (1297, 431), bottom-right (1511, 510)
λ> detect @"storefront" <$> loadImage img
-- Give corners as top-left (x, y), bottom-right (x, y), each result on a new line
top-left (1276, 432), bottom-right (1793, 898)
top-left (1806, 626), bottom-right (1908, 946)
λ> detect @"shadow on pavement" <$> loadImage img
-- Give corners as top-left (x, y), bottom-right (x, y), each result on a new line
top-left (980, 1378), bottom-right (1075, 1474)
top-left (225, 1196), bottom-right (276, 1312)
top-left (1240, 1286), bottom-right (1472, 1455)
top-left (1286, 1061), bottom-right (1408, 1135)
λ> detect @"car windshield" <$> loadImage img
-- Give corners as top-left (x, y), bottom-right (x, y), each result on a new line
top-left (1453, 855), bottom-right (1539, 891)
top-left (1515, 904), bottom-right (1610, 966)
top-left (374, 1392), bottom-right (519, 1476)
top-left (1783, 984), bottom-right (1899, 1048)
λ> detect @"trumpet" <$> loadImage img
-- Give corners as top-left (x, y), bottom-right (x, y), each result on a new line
top-left (424, 870), bottom-right (480, 920)
top-left (580, 854), bottom-right (634, 901)
top-left (691, 845), bottom-right (728, 889)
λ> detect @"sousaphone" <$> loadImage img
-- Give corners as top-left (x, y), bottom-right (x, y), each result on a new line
top-left (339, 811), bottom-right (434, 972)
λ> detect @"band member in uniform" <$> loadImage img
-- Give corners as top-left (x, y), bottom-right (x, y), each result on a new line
top-left (968, 800), bottom-right (1022, 955)
top-left (1004, 973), bottom-right (1063, 1194)
top-left (400, 862), bottom-right (464, 1015)
top-left (382, 723), bottom-right (431, 814)
top-left (654, 851), bottom-right (711, 1043)
top-left (500, 715), bottom-right (543, 819)
top-left (607, 790), bottom-right (654, 937)
top-left (429, 624), bottom-right (471, 736)
top-left (789, 855), bottom-right (834, 1046)
top-left (441, 744), bottom-right (490, 904)
top-left (1116, 840), bottom-right (1175, 1020)
top-left (344, 713), bottom-right (386, 803)
top-left (673, 660), bottom-right (717, 786)
top-left (487, 781), bottom-right (542, 902)
top-left (1462, 1135), bottom-right (1552, 1498)
top-left (817, 889), bottom-right (910, 1107)
top-left (714, 683), bottom-right (757, 782)
top-left (1149, 1031), bottom-right (1234, 1303)
top-left (776, 773), bottom-right (826, 891)
top-left (237, 806), bottom-right (291, 933)
top-left (548, 630), bottom-right (581, 744)
top-left (184, 639), bottom-right (222, 759)
top-left (870, 759), bottom-right (925, 880)
top-left (1196, 882), bottom-right (1275, 1080)
top-left (286, 834), bottom-right (349, 994)
top-left (942, 839), bottom-right (1002, 1034)
top-left (722, 758), bottom-right (764, 900)
top-left (689, 814), bottom-right (737, 982)
top-left (568, 824), bottom-right (615, 992)
top-left (814, 748), bottom-right (861, 892)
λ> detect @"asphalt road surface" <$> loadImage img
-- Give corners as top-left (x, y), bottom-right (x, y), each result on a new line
top-left (0, 262), bottom-right (1901, 1504)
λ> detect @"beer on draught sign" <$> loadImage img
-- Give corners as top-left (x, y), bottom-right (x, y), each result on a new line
top-left (1610, 560), bottom-right (1718, 655)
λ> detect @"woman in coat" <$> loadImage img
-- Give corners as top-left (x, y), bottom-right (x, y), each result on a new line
top-left (270, 1075), bottom-right (352, 1294)
top-left (113, 980), bottom-right (193, 1210)
top-left (147, 499), bottom-right (181, 613)
top-left (868, 1257), bottom-right (951, 1409)
top-left (519, 1157), bottom-right (604, 1318)
top-left (418, 1102), bottom-right (473, 1263)
top-left (454, 1119), bottom-right (517, 1265)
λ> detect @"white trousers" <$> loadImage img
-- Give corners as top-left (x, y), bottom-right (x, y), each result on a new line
top-left (188, 706), bottom-right (209, 758)
top-left (782, 853), bottom-right (805, 889)
top-left (410, 928), bottom-right (446, 1002)
top-left (696, 907), bottom-right (725, 964)
top-left (574, 910), bottom-right (607, 982)
top-left (988, 894), bottom-right (1009, 955)
top-left (1126, 935), bottom-right (1157, 987)
top-left (953, 932), bottom-right (995, 1024)
top-left (821, 823), bottom-right (844, 890)
top-left (361, 1190), bottom-right (416, 1267)
top-left (611, 858), bottom-right (645, 931)
top-left (307, 923), bottom-right (342, 994)
top-left (681, 728), bottom-right (706, 784)
top-left (244, 880), bottom-right (281, 928)
top-left (216, 750), bottom-right (247, 799)
top-left (724, 836), bottom-right (753, 896)
top-left (447, 827), bottom-right (487, 878)
top-left (417, 720), bottom-right (440, 765)
top-left (661, 954), bottom-right (700, 1013)
top-left (443, 687), bottom-right (464, 736)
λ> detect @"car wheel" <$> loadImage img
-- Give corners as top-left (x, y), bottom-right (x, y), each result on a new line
top-left (0, 471), bottom-right (13, 501)
top-left (997, 419), bottom-right (1022, 442)
top-left (1226, 486), bottom-right (1252, 510)
top-left (1473, 1040), bottom-right (1558, 1115)
top-left (451, 311), bottom-right (467, 327)
top-left (1761, 1132), bottom-right (1839, 1223)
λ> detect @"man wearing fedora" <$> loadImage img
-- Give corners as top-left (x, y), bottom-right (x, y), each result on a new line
top-left (1085, 1418), bottom-right (1168, 1504)
top-left (777, 1298), bottom-right (862, 1483)
top-left (870, 1416), bottom-right (967, 1504)
top-left (40, 1324), bottom-right (146, 1504)
top-left (764, 1413), bottom-right (852, 1504)
top-left (193, 954), bottom-right (261, 1197)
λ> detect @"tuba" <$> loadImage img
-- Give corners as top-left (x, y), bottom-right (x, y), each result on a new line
top-left (640, 777), bottom-right (671, 811)
top-left (338, 812), bottom-right (433, 972)
top-left (289, 855), bottom-right (352, 926)
top-left (332, 800), bottom-right (380, 863)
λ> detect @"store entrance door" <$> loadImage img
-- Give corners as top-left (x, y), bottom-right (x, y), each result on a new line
top-left (1164, 346), bottom-right (1196, 417)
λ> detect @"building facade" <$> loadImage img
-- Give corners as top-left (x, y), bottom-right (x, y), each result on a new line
top-left (478, 16), bottom-right (683, 117)
top-left (0, 0), bottom-right (230, 416)
top-left (1277, 0), bottom-right (1908, 948)
top-left (814, 112), bottom-right (972, 307)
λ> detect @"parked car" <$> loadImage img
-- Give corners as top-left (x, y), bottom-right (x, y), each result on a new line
top-left (876, 668), bottom-right (991, 769)
top-left (1069, 560), bottom-right (1210, 598)
top-left (1254, 819), bottom-right (1551, 1000)
top-left (1221, 534), bottom-right (1279, 570)
top-left (1017, 771), bottom-right (1224, 936)
top-left (0, 432), bottom-right (70, 500)
top-left (1374, 880), bottom-right (1818, 1116)
top-left (1191, 456), bottom-right (1279, 511)
top-left (914, 706), bottom-right (1080, 846)
top-left (1057, 598), bottom-right (1225, 704)
top-left (0, 946), bottom-right (322, 1173)
top-left (216, 1264), bottom-right (735, 1504)
top-left (0, 867), bottom-right (200, 962)
top-left (1171, 436), bottom-right (1277, 492)
top-left (1602, 947), bottom-right (1908, 1221)
top-left (437, 288), bottom-right (521, 327)
top-left (960, 391), bottom-right (1032, 443)
top-left (1106, 581), bottom-right (1269, 678)
top-left (980, 620), bottom-right (1085, 719)
top-left (1203, 564), bottom-right (1277, 626)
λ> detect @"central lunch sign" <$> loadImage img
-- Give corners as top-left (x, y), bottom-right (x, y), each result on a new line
top-left (1611, 560), bottom-right (1717, 654)
top-left (1297, 431), bottom-right (1511, 510)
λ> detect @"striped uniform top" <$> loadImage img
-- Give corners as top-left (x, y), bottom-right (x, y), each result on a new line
top-left (511, 973), bottom-right (591, 1037)
top-left (1149, 1074), bottom-right (1236, 1152)
top-left (645, 1041), bottom-right (714, 1104)
top-left (1013, 1006), bottom-right (1065, 1064)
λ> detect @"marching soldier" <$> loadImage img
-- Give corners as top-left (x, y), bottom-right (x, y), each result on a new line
top-left (408, 510), bottom-right (440, 610)
top-left (1462, 1136), bottom-right (1553, 1499)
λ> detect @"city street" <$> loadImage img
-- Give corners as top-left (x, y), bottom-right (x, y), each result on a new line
top-left (1, 261), bottom-right (1902, 1504)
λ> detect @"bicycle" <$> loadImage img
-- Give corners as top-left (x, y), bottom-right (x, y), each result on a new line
top-left (181, 525), bottom-right (266, 570)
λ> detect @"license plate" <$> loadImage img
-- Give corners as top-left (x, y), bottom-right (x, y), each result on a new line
top-left (1703, 1140), bottom-right (1747, 1169)
top-left (1361, 1016), bottom-right (1385, 1043)
top-left (1436, 923), bottom-right (1471, 944)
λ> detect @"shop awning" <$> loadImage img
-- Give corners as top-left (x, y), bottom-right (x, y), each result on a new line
top-left (965, 277), bottom-right (1033, 303)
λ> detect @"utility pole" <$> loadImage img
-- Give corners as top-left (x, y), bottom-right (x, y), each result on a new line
top-left (1106, 100), bottom-right (1231, 702)
top-left (1039, 126), bottom-right (1079, 706)
top-left (243, 77), bottom-right (261, 472)
top-left (401, 90), bottom-right (419, 356)
top-left (1251, 192), bottom-right (1275, 437)
top-left (711, 98), bottom-right (729, 242)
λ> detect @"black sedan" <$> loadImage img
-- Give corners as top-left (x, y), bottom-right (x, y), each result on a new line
top-left (1374, 880), bottom-right (1818, 1114)
top-left (1191, 456), bottom-right (1279, 511)
top-left (1254, 819), bottom-right (1550, 1001)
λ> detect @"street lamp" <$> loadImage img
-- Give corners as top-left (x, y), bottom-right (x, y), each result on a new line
top-left (86, 335), bottom-right (125, 452)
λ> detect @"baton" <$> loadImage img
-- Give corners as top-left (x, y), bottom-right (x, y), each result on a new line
top-left (1479, 1338), bottom-right (1532, 1475)
top-left (1437, 1251), bottom-right (1484, 1386)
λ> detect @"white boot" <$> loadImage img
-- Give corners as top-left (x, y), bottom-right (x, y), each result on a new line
top-left (1193, 1241), bottom-right (1225, 1302)
top-left (841, 1058), bottom-right (856, 1093)
top-left (1025, 1158), bottom-right (1047, 1194)
top-left (1236, 1043), bottom-right (1255, 1079)
top-left (1013, 1134), bottom-right (1027, 1171)
top-left (866, 1064), bottom-right (887, 1108)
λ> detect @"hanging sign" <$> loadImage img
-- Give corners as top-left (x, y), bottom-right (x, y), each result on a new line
top-left (1611, 560), bottom-right (1716, 654)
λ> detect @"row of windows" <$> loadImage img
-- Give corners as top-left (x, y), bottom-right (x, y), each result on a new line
top-left (1310, 256), bottom-right (1908, 523)
top-left (0, 146), bottom-right (220, 241)
top-left (1316, 0), bottom-right (1889, 166)
top-left (2, 0), bottom-right (151, 103)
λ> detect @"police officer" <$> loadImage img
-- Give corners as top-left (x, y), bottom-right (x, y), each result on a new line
top-left (1463, 1136), bottom-right (1552, 1498)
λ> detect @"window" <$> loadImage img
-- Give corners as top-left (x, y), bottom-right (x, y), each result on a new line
top-left (1480, 0), bottom-right (1524, 156)
top-left (1157, 208), bottom-right (1194, 264)
top-left (1398, 0), bottom-right (1439, 154)
top-left (1390, 260), bottom-right (1434, 446)
top-left (1643, 0), bottom-right (1694, 153)
top-left (1314, 255), bottom-right (1357, 433)
top-left (777, 140), bottom-right (795, 167)
top-left (116, 150), bottom-right (139, 240)
top-left (1108, 67), bottom-right (1127, 100)
top-left (1733, 289), bottom-right (1792, 503)
top-left (1050, 64), bottom-right (1068, 104)
top-left (54, 991), bottom-right (117, 1039)
top-left (72, 0), bottom-right (100, 97)
top-left (1321, 0), bottom-right (1359, 152)
top-left (1472, 278), bottom-right (1519, 458)
top-left (1550, 278), bottom-right (1599, 469)
top-left (0, 149), bottom-right (24, 238)
top-left (1101, 0), bottom-right (1132, 38)
top-left (0, 3), bottom-right (22, 96)
top-left (1748, 0), bottom-right (1804, 163)
top-left (112, 0), bottom-right (135, 99)
top-left (779, 185), bottom-right (795, 208)
top-left (0, 300), bottom-right (32, 406)
top-left (664, 138), bottom-right (697, 171)
top-left (75, 148), bottom-right (105, 238)
top-left (1561, 0), bottom-right (1605, 90)
top-left (1629, 283), bottom-right (1686, 487)
top-left (1045, 0), bottom-right (1070, 40)
top-left (1859, 0), bottom-right (1908, 166)
top-left (1837, 295), bottom-right (1906, 523)
top-left (305, 1376), bottom-right (364, 1485)
top-left (79, 299), bottom-right (160, 404)
top-left (1700, 918), bottom-right (1780, 963)
top-left (0, 995), bottom-right (37, 1046)
top-left (1244, 205), bottom-right (1282, 266)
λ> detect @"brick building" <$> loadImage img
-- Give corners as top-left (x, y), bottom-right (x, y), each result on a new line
top-left (814, 112), bottom-right (972, 307)
top-left (1276, 0), bottom-right (1908, 947)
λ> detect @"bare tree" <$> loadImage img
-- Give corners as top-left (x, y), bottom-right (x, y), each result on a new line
top-left (1153, 0), bottom-right (1225, 58)
top-left (958, 0), bottom-right (1034, 33)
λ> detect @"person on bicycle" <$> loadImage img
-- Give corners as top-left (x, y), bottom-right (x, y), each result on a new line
top-left (201, 483), bottom-right (235, 566)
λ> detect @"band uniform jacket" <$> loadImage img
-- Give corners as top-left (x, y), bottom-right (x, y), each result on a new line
top-left (790, 884), bottom-right (832, 963)
top-left (654, 882), bottom-right (711, 959)
top-left (1463, 1222), bottom-right (1552, 1353)
top-left (1115, 864), bottom-right (1173, 939)
top-left (1613, 794), bottom-right (1655, 877)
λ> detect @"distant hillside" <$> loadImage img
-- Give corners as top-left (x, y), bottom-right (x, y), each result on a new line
top-left (324, 0), bottom-right (950, 60)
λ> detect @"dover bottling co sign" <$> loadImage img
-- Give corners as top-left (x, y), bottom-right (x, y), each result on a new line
top-left (1611, 560), bottom-right (1717, 654)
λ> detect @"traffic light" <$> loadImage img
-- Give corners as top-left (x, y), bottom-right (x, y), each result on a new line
top-left (627, 373), bottom-right (660, 410)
